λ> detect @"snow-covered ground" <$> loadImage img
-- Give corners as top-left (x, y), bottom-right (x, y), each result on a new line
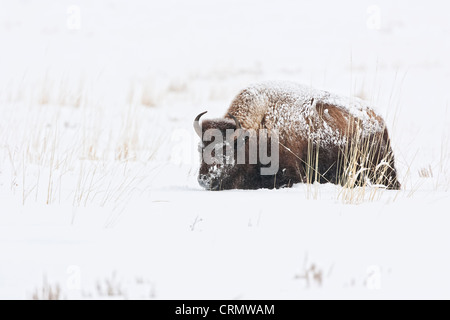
top-left (0, 0), bottom-right (449, 299)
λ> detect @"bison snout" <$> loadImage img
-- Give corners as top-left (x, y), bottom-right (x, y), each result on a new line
top-left (198, 175), bottom-right (220, 191)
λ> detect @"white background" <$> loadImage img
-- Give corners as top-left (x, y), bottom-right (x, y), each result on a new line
top-left (0, 0), bottom-right (449, 299)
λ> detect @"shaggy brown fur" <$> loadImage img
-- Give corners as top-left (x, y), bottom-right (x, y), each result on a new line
top-left (196, 81), bottom-right (401, 190)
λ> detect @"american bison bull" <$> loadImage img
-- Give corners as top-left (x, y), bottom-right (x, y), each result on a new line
top-left (194, 81), bottom-right (401, 190)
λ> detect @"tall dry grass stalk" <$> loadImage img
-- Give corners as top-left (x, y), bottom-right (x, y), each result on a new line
top-left (299, 119), bottom-right (399, 204)
top-left (337, 123), bottom-right (398, 204)
top-left (32, 276), bottom-right (62, 300)
top-left (1, 78), bottom-right (164, 208)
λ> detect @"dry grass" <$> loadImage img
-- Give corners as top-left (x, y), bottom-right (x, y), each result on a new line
top-left (32, 276), bottom-right (62, 300)
top-left (418, 165), bottom-right (433, 178)
top-left (294, 254), bottom-right (328, 288)
top-left (140, 82), bottom-right (159, 107)
top-left (298, 121), bottom-right (399, 204)
top-left (30, 273), bottom-right (156, 300)
top-left (336, 127), bottom-right (397, 204)
top-left (96, 272), bottom-right (124, 297)
top-left (34, 74), bottom-right (85, 108)
top-left (295, 263), bottom-right (323, 287)
top-left (398, 131), bottom-right (450, 197)
top-left (0, 78), bottom-right (164, 208)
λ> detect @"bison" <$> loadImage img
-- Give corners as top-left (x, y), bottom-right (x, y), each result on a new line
top-left (193, 81), bottom-right (401, 191)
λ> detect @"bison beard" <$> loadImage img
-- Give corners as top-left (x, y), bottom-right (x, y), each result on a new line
top-left (194, 81), bottom-right (401, 191)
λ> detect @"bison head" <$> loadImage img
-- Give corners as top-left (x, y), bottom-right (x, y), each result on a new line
top-left (193, 111), bottom-right (255, 190)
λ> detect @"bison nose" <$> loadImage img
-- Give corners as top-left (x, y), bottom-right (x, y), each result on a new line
top-left (198, 175), bottom-right (211, 189)
top-left (198, 175), bottom-right (219, 190)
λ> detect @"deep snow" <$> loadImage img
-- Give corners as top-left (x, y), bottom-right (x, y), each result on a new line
top-left (0, 0), bottom-right (449, 299)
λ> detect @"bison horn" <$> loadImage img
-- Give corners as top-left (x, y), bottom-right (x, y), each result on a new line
top-left (193, 111), bottom-right (207, 138)
top-left (228, 113), bottom-right (244, 141)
